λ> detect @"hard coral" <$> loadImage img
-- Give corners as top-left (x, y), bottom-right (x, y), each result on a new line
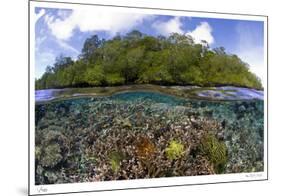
top-left (40, 143), bottom-right (63, 167)
top-left (165, 140), bottom-right (185, 160)
top-left (109, 151), bottom-right (124, 173)
top-left (199, 133), bottom-right (227, 173)
top-left (135, 136), bottom-right (156, 160)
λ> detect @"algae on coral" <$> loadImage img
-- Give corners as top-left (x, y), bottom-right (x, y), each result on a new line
top-left (199, 133), bottom-right (228, 173)
top-left (165, 140), bottom-right (185, 160)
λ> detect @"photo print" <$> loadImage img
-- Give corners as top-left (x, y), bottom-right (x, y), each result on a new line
top-left (29, 0), bottom-right (268, 195)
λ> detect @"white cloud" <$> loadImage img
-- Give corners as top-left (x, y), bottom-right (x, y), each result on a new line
top-left (152, 17), bottom-right (184, 36)
top-left (44, 14), bottom-right (75, 40)
top-left (186, 22), bottom-right (214, 44)
top-left (57, 9), bottom-right (72, 18)
top-left (153, 18), bottom-right (214, 45)
top-left (44, 9), bottom-right (151, 40)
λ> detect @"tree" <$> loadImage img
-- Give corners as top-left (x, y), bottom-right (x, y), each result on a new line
top-left (53, 55), bottom-right (74, 72)
top-left (213, 47), bottom-right (226, 55)
top-left (105, 73), bottom-right (125, 85)
top-left (122, 46), bottom-right (144, 83)
top-left (84, 65), bottom-right (105, 86)
top-left (168, 33), bottom-right (194, 45)
top-left (71, 60), bottom-right (88, 86)
top-left (80, 35), bottom-right (102, 60)
top-left (124, 30), bottom-right (143, 41)
top-left (45, 65), bottom-right (53, 73)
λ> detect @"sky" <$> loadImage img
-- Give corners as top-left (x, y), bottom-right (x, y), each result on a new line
top-left (34, 7), bottom-right (265, 85)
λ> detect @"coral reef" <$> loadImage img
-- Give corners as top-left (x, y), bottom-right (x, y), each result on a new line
top-left (35, 91), bottom-right (264, 184)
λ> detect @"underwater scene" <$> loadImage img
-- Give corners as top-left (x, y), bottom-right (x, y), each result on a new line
top-left (34, 86), bottom-right (264, 185)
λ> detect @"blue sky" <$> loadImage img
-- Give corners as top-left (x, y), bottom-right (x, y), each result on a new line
top-left (34, 7), bottom-right (265, 84)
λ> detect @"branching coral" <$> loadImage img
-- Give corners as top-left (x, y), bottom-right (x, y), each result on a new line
top-left (135, 136), bottom-right (156, 160)
top-left (109, 151), bottom-right (124, 173)
top-left (165, 140), bottom-right (185, 160)
top-left (40, 143), bottom-right (63, 167)
top-left (199, 133), bottom-right (228, 173)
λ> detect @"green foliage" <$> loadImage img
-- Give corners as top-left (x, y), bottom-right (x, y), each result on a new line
top-left (122, 46), bottom-right (145, 82)
top-left (35, 30), bottom-right (263, 90)
top-left (199, 134), bottom-right (228, 173)
top-left (84, 65), bottom-right (105, 86)
top-left (108, 151), bottom-right (124, 173)
top-left (53, 55), bottom-right (74, 72)
top-left (80, 35), bottom-right (104, 60)
top-left (165, 140), bottom-right (185, 160)
top-left (105, 73), bottom-right (125, 85)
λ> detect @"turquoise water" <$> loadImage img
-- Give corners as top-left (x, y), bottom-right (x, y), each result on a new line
top-left (35, 91), bottom-right (264, 184)
top-left (110, 91), bottom-right (187, 105)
